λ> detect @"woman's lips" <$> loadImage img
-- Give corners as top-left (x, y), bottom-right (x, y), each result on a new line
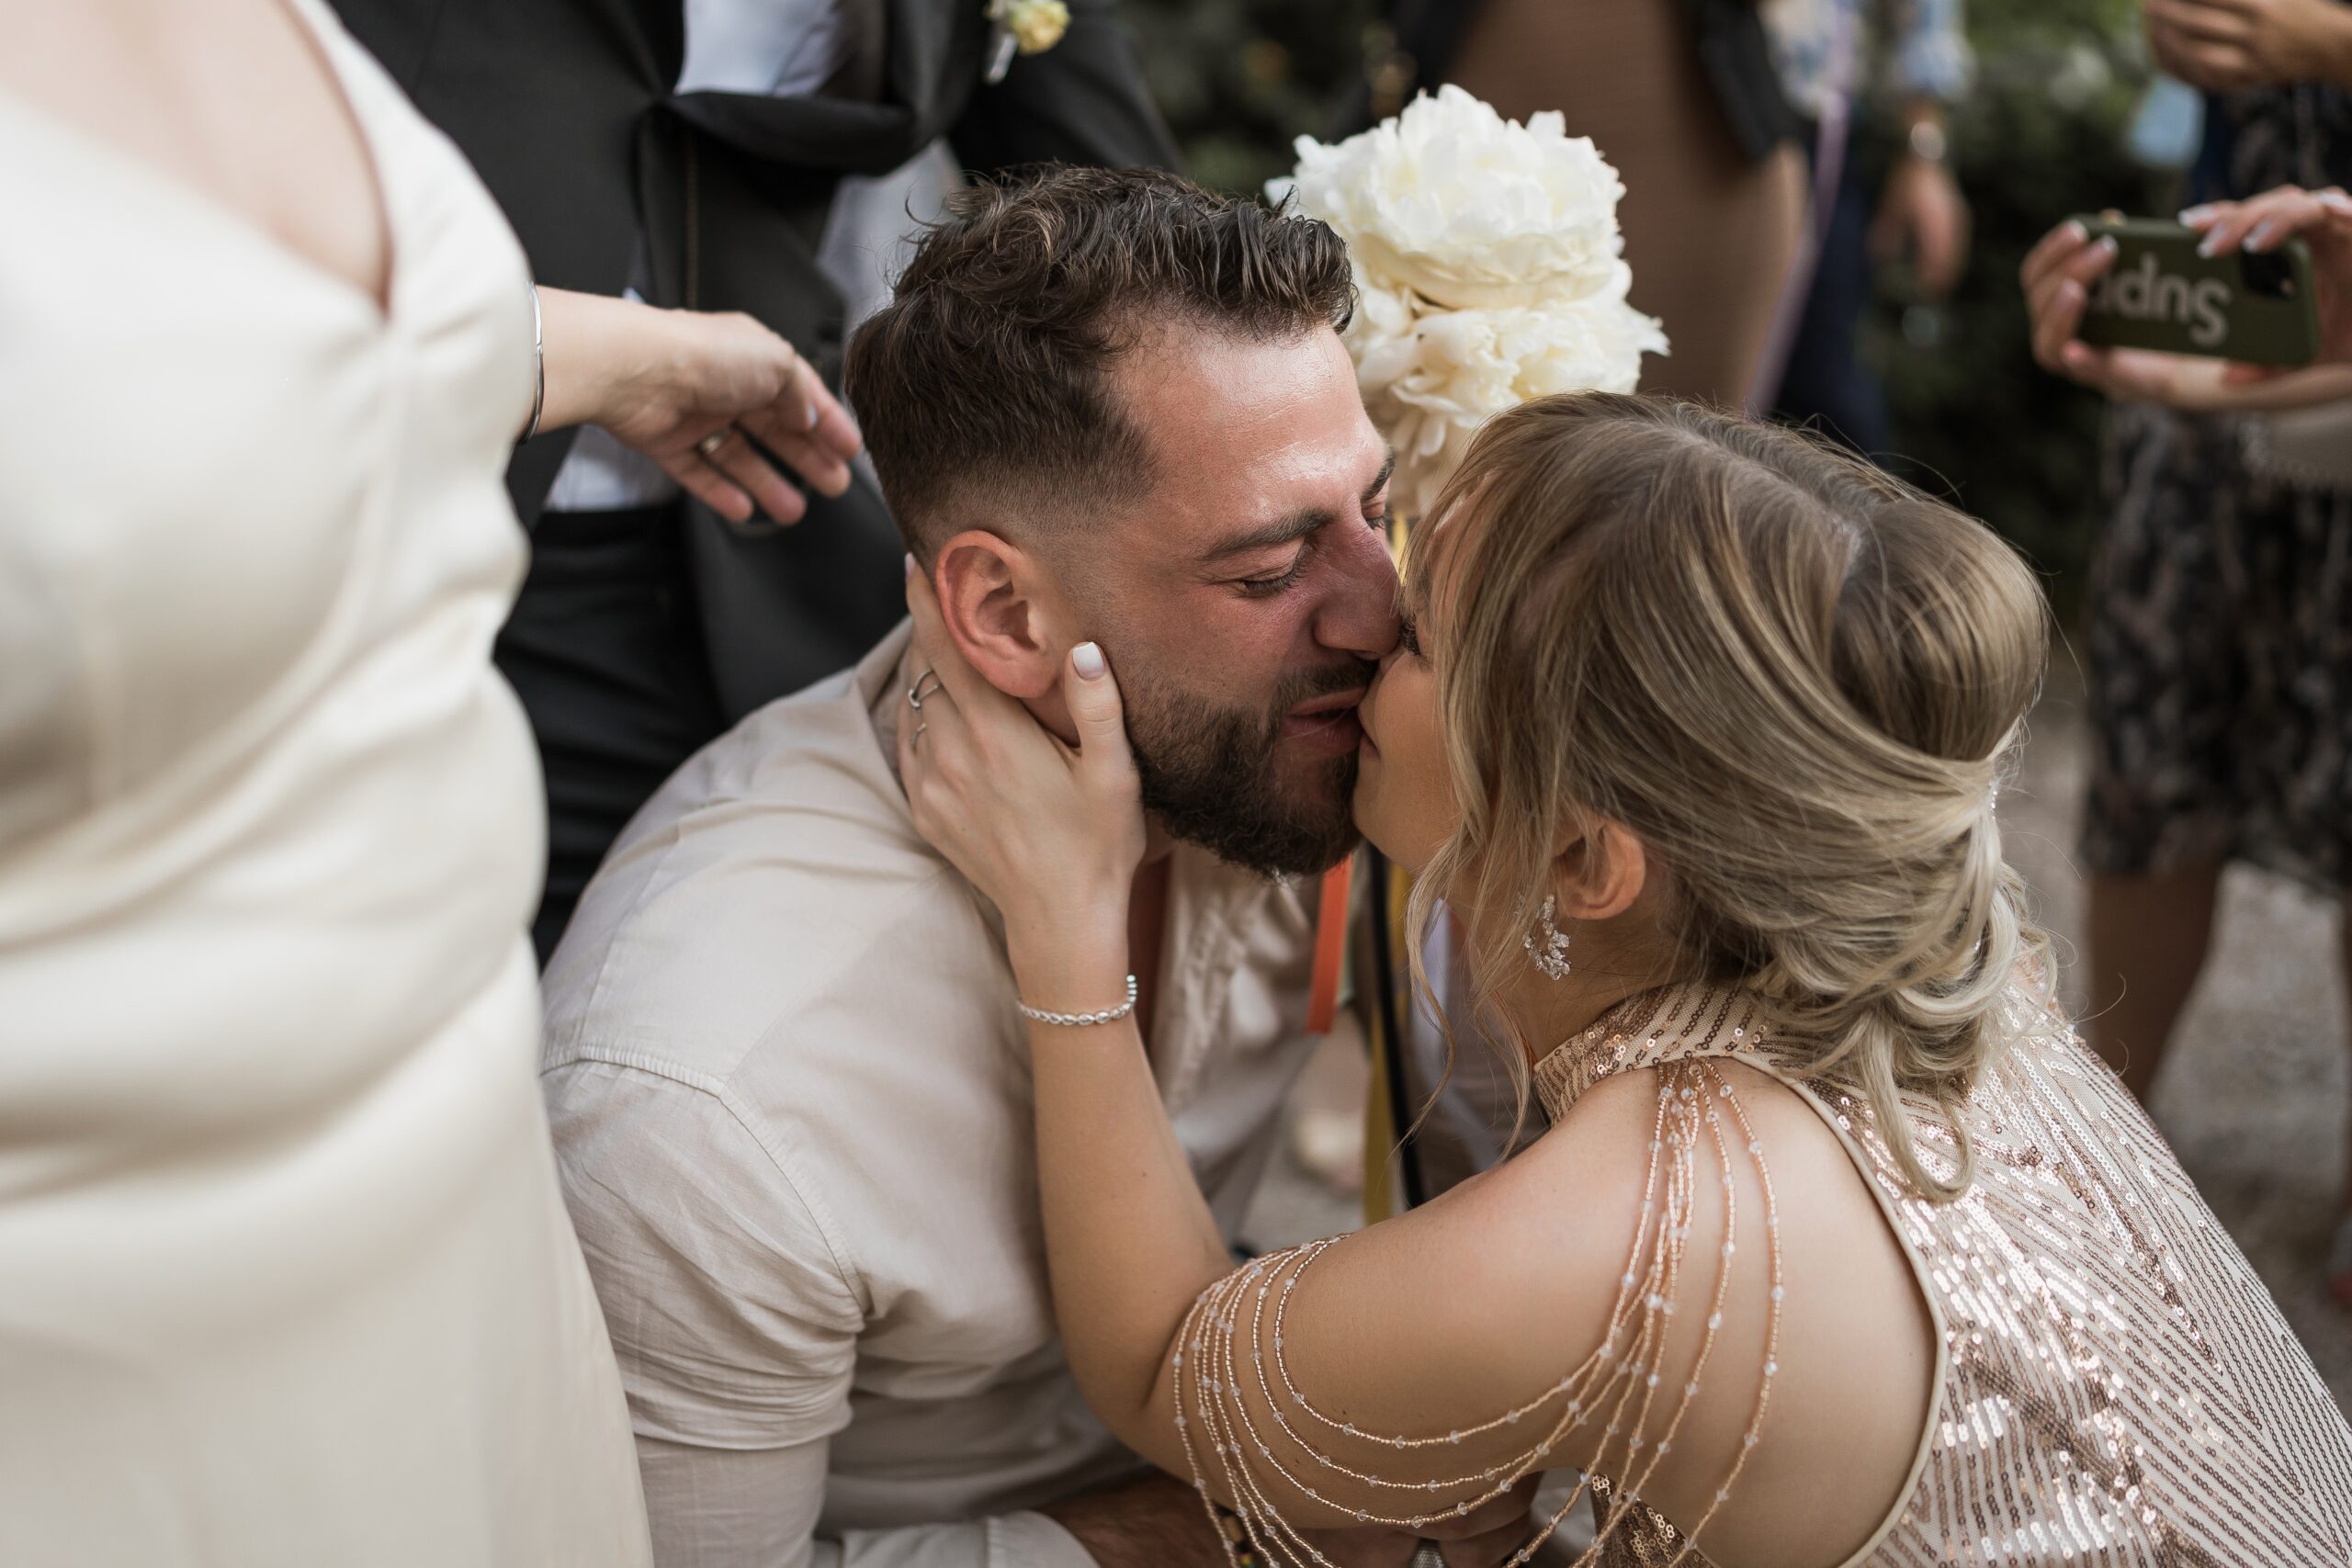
top-left (1280, 693), bottom-right (1366, 756)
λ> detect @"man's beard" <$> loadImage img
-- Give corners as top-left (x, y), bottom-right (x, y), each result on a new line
top-left (1121, 660), bottom-right (1372, 878)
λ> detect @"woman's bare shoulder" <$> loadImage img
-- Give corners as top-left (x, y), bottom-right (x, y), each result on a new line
top-left (1498, 1058), bottom-right (1937, 1560)
top-left (1258, 1055), bottom-right (1934, 1559)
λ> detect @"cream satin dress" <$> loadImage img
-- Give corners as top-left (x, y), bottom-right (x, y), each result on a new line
top-left (0, 5), bottom-right (651, 1562)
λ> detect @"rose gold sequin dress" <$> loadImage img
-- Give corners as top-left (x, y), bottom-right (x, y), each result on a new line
top-left (1533, 984), bottom-right (2352, 1566)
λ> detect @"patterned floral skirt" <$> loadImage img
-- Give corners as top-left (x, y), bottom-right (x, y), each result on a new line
top-left (2085, 402), bottom-right (2352, 891)
top-left (2084, 81), bottom-right (2352, 894)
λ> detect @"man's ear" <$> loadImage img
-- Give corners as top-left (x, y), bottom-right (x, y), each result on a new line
top-left (1551, 818), bottom-right (1648, 924)
top-left (932, 529), bottom-right (1073, 701)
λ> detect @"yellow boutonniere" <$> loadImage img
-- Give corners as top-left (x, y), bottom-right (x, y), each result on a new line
top-left (985, 0), bottom-right (1069, 81)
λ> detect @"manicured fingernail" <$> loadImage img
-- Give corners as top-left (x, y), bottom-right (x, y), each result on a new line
top-left (2323, 191), bottom-right (2352, 216)
top-left (2248, 220), bottom-right (2280, 251)
top-left (2096, 236), bottom-right (2119, 257)
top-left (2198, 231), bottom-right (2224, 257)
top-left (2180, 205), bottom-right (2217, 225)
top-left (2064, 220), bottom-right (2088, 243)
top-left (904, 553), bottom-right (916, 579)
top-left (807, 403), bottom-right (821, 430)
top-left (1072, 642), bottom-right (1106, 681)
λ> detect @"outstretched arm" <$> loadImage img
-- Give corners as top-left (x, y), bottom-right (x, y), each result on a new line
top-left (531, 287), bottom-right (864, 526)
top-left (891, 558), bottom-right (1230, 1427)
top-left (2021, 187), bottom-right (2352, 410)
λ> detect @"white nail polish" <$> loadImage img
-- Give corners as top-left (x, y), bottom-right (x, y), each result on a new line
top-left (1072, 643), bottom-right (1106, 680)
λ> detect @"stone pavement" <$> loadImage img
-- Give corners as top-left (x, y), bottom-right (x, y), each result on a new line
top-left (1247, 654), bottom-right (2352, 1410)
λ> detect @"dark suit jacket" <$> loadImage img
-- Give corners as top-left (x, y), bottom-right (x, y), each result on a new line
top-left (334, 0), bottom-right (1178, 715)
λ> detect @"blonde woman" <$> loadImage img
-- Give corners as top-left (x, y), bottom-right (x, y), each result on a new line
top-left (897, 393), bottom-right (2352, 1565)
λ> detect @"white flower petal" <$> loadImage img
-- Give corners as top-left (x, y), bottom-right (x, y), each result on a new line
top-left (1295, 86), bottom-right (1669, 513)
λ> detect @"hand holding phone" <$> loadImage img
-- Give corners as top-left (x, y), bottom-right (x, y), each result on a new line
top-left (2181, 185), bottom-right (2352, 366)
top-left (2023, 188), bottom-right (2352, 410)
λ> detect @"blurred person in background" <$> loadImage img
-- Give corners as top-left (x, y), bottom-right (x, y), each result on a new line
top-left (0, 0), bottom-right (887, 1562)
top-left (333, 0), bottom-right (1179, 960)
top-left (1362, 0), bottom-right (1808, 408)
top-left (2020, 0), bottom-right (2352, 1299)
top-left (1764, 0), bottom-right (1974, 454)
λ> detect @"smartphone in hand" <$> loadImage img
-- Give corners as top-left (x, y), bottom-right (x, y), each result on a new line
top-left (2070, 214), bottom-right (2320, 367)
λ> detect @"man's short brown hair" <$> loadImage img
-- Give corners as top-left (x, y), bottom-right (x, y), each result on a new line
top-left (844, 165), bottom-right (1355, 553)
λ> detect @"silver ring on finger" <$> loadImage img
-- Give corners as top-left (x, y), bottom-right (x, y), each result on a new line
top-left (695, 427), bottom-right (735, 459)
top-left (908, 671), bottom-right (944, 710)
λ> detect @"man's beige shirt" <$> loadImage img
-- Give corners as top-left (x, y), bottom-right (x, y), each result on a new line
top-left (541, 626), bottom-right (1324, 1567)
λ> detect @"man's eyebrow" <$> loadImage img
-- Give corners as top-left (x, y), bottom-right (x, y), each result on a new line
top-left (1202, 508), bottom-right (1333, 564)
top-left (1201, 449), bottom-right (1401, 565)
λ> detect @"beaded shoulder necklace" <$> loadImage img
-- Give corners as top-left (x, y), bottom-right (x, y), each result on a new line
top-left (1174, 985), bottom-right (1782, 1566)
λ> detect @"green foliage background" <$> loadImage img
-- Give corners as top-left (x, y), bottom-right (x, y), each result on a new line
top-left (1124, 0), bottom-right (2169, 615)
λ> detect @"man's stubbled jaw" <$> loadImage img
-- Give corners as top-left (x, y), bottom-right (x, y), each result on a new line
top-left (1122, 658), bottom-right (1372, 878)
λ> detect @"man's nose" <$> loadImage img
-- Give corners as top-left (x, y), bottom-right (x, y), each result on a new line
top-left (1314, 522), bottom-right (1401, 660)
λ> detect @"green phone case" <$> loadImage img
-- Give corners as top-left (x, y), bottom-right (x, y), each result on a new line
top-left (2070, 215), bottom-right (2320, 367)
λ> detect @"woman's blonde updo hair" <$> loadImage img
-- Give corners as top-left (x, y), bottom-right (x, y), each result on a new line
top-left (1413, 392), bottom-right (2052, 1201)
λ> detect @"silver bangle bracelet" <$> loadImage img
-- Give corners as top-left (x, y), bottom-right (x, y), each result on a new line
top-left (524, 284), bottom-right (546, 441)
top-left (1016, 975), bottom-right (1139, 1028)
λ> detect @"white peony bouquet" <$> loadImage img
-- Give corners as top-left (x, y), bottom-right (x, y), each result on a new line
top-left (1279, 85), bottom-right (1667, 517)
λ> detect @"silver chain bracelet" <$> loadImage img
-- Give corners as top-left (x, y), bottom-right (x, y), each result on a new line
top-left (1016, 976), bottom-right (1139, 1028)
top-left (523, 284), bottom-right (546, 441)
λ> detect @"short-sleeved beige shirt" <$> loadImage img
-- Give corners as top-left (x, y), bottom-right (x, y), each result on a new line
top-left (541, 625), bottom-right (1324, 1567)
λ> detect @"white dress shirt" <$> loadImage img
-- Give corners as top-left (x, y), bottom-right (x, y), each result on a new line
top-left (540, 626), bottom-right (1327, 1566)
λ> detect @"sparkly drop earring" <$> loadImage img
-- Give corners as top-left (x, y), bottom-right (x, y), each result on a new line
top-left (1523, 896), bottom-right (1573, 979)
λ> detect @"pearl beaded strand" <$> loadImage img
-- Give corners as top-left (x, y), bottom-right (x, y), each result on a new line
top-left (1170, 1058), bottom-right (1785, 1568)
